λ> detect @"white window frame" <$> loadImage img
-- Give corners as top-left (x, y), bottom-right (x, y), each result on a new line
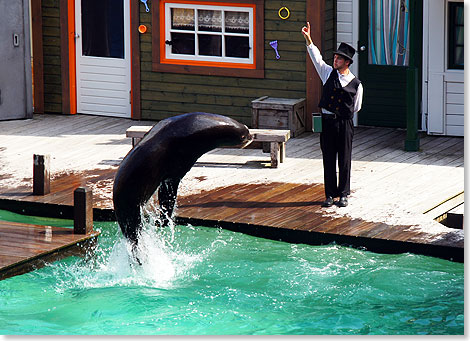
top-left (164, 2), bottom-right (254, 65)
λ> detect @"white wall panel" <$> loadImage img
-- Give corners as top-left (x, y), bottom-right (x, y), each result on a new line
top-left (446, 114), bottom-right (464, 126)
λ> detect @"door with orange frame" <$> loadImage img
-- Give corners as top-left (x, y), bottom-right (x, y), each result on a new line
top-left (74, 0), bottom-right (131, 118)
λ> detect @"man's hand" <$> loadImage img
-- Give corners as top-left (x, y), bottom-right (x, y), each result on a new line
top-left (301, 22), bottom-right (313, 45)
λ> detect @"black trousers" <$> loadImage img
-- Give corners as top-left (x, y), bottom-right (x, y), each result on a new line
top-left (320, 115), bottom-right (354, 198)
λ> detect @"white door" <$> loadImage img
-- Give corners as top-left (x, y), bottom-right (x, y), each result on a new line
top-left (75, 0), bottom-right (131, 118)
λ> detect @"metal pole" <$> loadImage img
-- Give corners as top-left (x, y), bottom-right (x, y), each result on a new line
top-left (405, 0), bottom-right (420, 151)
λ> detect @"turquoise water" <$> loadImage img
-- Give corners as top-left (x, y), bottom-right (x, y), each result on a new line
top-left (0, 209), bottom-right (464, 335)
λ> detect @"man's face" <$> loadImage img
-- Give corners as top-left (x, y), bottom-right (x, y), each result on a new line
top-left (333, 54), bottom-right (349, 70)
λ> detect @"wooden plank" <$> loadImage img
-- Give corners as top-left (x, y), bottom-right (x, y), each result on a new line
top-left (0, 220), bottom-right (99, 280)
top-left (177, 183), bottom-right (261, 220)
top-left (219, 186), bottom-right (316, 227)
top-left (126, 125), bottom-right (153, 137)
top-left (250, 129), bottom-right (290, 142)
top-left (423, 191), bottom-right (464, 219)
top-left (371, 225), bottom-right (411, 240)
top-left (325, 218), bottom-right (368, 235)
top-left (207, 184), bottom-right (296, 223)
top-left (183, 183), bottom-right (298, 222)
top-left (266, 185), bottom-right (325, 229)
top-left (236, 184), bottom-right (317, 227)
top-left (126, 126), bottom-right (291, 143)
top-left (356, 223), bottom-right (392, 238)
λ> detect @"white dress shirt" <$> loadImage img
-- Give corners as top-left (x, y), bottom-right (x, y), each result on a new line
top-left (307, 43), bottom-right (363, 114)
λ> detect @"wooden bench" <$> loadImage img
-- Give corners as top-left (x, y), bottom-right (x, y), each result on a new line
top-left (249, 129), bottom-right (290, 168)
top-left (126, 125), bottom-right (153, 147)
top-left (126, 126), bottom-right (290, 168)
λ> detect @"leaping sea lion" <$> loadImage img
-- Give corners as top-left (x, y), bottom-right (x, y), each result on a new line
top-left (113, 112), bottom-right (252, 244)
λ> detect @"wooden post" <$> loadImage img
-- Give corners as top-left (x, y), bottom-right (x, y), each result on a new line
top-left (33, 154), bottom-right (50, 195)
top-left (74, 187), bottom-right (93, 234)
top-left (306, 0), bottom-right (324, 132)
top-left (280, 142), bottom-right (286, 163)
top-left (270, 142), bottom-right (280, 168)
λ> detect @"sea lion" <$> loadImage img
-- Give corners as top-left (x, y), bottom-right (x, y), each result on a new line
top-left (113, 112), bottom-right (252, 244)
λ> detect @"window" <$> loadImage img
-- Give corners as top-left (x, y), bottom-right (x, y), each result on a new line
top-left (153, 0), bottom-right (264, 78)
top-left (81, 0), bottom-right (124, 59)
top-left (367, 0), bottom-right (409, 66)
top-left (448, 2), bottom-right (464, 69)
top-left (167, 5), bottom-right (252, 63)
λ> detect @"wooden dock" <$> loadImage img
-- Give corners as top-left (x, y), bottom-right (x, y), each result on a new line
top-left (0, 168), bottom-right (116, 220)
top-left (0, 220), bottom-right (99, 280)
top-left (0, 172), bottom-right (463, 262)
top-left (0, 114), bottom-right (464, 274)
top-left (176, 182), bottom-right (463, 261)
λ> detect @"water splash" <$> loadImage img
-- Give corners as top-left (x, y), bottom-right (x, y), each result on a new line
top-left (140, 195), bottom-right (176, 244)
top-left (52, 208), bottom-right (203, 292)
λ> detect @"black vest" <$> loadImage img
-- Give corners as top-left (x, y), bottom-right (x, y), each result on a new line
top-left (318, 70), bottom-right (361, 119)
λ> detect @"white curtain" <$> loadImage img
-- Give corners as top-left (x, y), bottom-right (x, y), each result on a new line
top-left (368, 0), bottom-right (409, 66)
top-left (198, 10), bottom-right (222, 31)
top-left (171, 8), bottom-right (194, 29)
top-left (225, 11), bottom-right (249, 32)
top-left (171, 8), bottom-right (249, 33)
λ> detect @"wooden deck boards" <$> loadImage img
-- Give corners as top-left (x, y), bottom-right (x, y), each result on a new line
top-left (0, 220), bottom-right (99, 280)
top-left (0, 169), bottom-right (116, 209)
top-left (0, 114), bottom-right (464, 271)
top-left (175, 182), bottom-right (463, 261)
top-left (0, 174), bottom-right (464, 264)
top-left (1, 174), bottom-right (462, 262)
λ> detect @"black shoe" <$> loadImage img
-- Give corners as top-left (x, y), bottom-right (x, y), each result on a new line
top-left (337, 196), bottom-right (348, 207)
top-left (322, 196), bottom-right (334, 207)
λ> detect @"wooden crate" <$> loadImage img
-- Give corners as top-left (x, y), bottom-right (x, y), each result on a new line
top-left (251, 96), bottom-right (306, 137)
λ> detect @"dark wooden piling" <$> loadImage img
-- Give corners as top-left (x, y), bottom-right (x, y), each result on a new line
top-left (73, 187), bottom-right (93, 234)
top-left (33, 154), bottom-right (50, 195)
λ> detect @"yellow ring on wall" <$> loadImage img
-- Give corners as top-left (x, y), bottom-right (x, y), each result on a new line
top-left (278, 6), bottom-right (290, 20)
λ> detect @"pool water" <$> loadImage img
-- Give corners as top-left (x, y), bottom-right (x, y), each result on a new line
top-left (0, 209), bottom-right (464, 335)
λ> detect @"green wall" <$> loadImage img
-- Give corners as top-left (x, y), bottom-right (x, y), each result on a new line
top-left (42, 0), bottom-right (62, 113)
top-left (39, 0), bottom-right (336, 124)
top-left (139, 0), bottom-right (336, 126)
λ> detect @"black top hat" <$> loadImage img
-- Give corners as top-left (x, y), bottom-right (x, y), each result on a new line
top-left (334, 42), bottom-right (356, 64)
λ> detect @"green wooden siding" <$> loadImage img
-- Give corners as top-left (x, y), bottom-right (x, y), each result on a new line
top-left (42, 0), bottom-right (62, 113)
top-left (323, 0), bottom-right (336, 65)
top-left (140, 0), bottom-right (336, 126)
top-left (38, 0), bottom-right (336, 122)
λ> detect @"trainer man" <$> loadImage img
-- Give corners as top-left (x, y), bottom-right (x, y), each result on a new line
top-left (302, 22), bottom-right (363, 208)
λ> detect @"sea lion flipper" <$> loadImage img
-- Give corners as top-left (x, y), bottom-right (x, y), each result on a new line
top-left (118, 208), bottom-right (142, 244)
top-left (158, 177), bottom-right (180, 226)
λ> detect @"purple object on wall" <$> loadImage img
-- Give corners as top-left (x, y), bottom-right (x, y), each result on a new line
top-left (269, 40), bottom-right (280, 59)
